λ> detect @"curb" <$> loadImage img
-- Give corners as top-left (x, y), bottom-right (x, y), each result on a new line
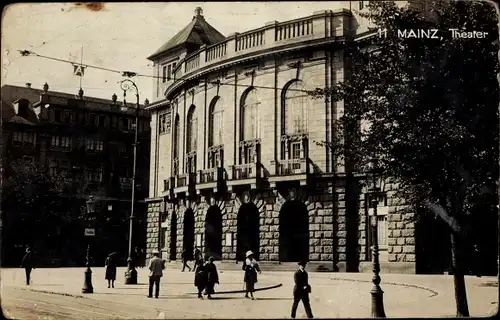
top-left (188, 283), bottom-right (283, 295)
top-left (18, 287), bottom-right (87, 299)
top-left (328, 278), bottom-right (439, 297)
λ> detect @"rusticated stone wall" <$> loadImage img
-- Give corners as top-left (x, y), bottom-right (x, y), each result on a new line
top-left (146, 200), bottom-right (162, 260)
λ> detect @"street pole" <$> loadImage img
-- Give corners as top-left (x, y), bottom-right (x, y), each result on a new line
top-left (121, 79), bottom-right (139, 285)
top-left (81, 244), bottom-right (93, 293)
top-left (370, 197), bottom-right (386, 318)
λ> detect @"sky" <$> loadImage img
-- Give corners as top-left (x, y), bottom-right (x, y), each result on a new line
top-left (1, 2), bottom-right (353, 101)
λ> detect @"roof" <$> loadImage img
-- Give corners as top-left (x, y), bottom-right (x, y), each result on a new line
top-left (1, 85), bottom-right (42, 124)
top-left (8, 115), bottom-right (36, 126)
top-left (147, 9), bottom-right (226, 60)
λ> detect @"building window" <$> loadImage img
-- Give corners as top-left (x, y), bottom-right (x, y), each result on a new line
top-left (85, 138), bottom-right (104, 152)
top-left (291, 142), bottom-right (301, 159)
top-left (186, 105), bottom-right (197, 154)
top-left (89, 113), bottom-right (96, 126)
top-left (208, 96), bottom-right (224, 147)
top-left (86, 167), bottom-right (103, 182)
top-left (12, 132), bottom-right (35, 145)
top-left (51, 136), bottom-right (71, 150)
top-left (122, 118), bottom-right (130, 131)
top-left (98, 115), bottom-right (107, 128)
top-left (283, 80), bottom-right (308, 135)
top-left (359, 1), bottom-right (365, 10)
top-left (111, 116), bottom-right (117, 129)
top-left (368, 199), bottom-right (388, 249)
top-left (54, 110), bottom-right (62, 122)
top-left (173, 114), bottom-right (180, 158)
top-left (241, 89), bottom-right (260, 141)
top-left (167, 65), bottom-right (172, 81)
top-left (63, 111), bottom-right (72, 124)
top-left (49, 159), bottom-right (69, 176)
top-left (162, 66), bottom-right (167, 83)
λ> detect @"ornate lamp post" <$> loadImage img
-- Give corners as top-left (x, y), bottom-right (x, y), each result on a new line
top-left (82, 196), bottom-right (96, 294)
top-left (368, 159), bottom-right (386, 318)
top-left (118, 79), bottom-right (143, 285)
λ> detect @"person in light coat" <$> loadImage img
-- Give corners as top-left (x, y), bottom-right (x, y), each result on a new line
top-left (147, 249), bottom-right (165, 298)
top-left (242, 250), bottom-right (261, 299)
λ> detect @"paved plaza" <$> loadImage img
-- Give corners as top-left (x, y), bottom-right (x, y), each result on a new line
top-left (1, 266), bottom-right (498, 319)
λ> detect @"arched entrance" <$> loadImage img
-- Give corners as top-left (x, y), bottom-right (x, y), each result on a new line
top-left (279, 200), bottom-right (309, 262)
top-left (183, 209), bottom-right (195, 260)
top-left (169, 212), bottom-right (177, 260)
top-left (205, 206), bottom-right (223, 260)
top-left (236, 203), bottom-right (260, 260)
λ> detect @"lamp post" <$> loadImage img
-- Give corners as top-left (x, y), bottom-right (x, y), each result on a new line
top-left (368, 160), bottom-right (386, 318)
top-left (119, 79), bottom-right (142, 285)
top-left (82, 196), bottom-right (96, 294)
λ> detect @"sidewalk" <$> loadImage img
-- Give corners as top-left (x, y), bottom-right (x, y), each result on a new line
top-left (1, 267), bottom-right (498, 318)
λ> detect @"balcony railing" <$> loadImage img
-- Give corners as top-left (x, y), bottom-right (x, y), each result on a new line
top-left (198, 167), bottom-right (225, 184)
top-left (175, 173), bottom-right (196, 188)
top-left (167, 9), bottom-right (351, 98)
top-left (229, 163), bottom-right (261, 180)
top-left (277, 158), bottom-right (310, 175)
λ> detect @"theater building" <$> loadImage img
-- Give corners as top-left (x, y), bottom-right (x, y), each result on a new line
top-left (143, 5), bottom-right (478, 273)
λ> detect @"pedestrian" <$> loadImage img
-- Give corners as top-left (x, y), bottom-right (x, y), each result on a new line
top-left (181, 249), bottom-right (192, 272)
top-left (291, 260), bottom-right (314, 319)
top-left (21, 247), bottom-right (34, 285)
top-left (147, 249), bottom-right (165, 298)
top-left (140, 248), bottom-right (146, 268)
top-left (242, 250), bottom-right (261, 300)
top-left (193, 246), bottom-right (202, 272)
top-left (203, 256), bottom-right (219, 299)
top-left (105, 253), bottom-right (117, 288)
top-left (194, 258), bottom-right (207, 299)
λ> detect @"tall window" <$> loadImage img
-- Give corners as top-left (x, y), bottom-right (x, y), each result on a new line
top-left (209, 97), bottom-right (224, 147)
top-left (51, 136), bottom-right (71, 150)
top-left (186, 106), bottom-right (197, 153)
top-left (241, 89), bottom-right (260, 141)
top-left (283, 80), bottom-right (308, 135)
top-left (186, 106), bottom-right (197, 173)
top-left (162, 66), bottom-right (167, 83)
top-left (173, 114), bottom-right (180, 175)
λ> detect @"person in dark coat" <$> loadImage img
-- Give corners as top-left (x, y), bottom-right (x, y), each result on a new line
top-left (242, 250), bottom-right (261, 299)
top-left (105, 253), bottom-right (117, 288)
top-left (194, 258), bottom-right (207, 299)
top-left (193, 246), bottom-right (202, 272)
top-left (291, 260), bottom-right (314, 319)
top-left (203, 256), bottom-right (219, 299)
top-left (181, 249), bottom-right (192, 272)
top-left (21, 247), bottom-right (34, 285)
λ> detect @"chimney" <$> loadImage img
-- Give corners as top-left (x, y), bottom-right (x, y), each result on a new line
top-left (26, 83), bottom-right (32, 88)
top-left (193, 7), bottom-right (203, 20)
top-left (78, 88), bottom-right (84, 99)
top-left (43, 82), bottom-right (49, 93)
top-left (112, 93), bottom-right (117, 104)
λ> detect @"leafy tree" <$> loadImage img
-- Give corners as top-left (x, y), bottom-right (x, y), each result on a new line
top-left (309, 1), bottom-right (498, 317)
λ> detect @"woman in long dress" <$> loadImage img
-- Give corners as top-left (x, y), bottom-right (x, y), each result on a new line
top-left (104, 253), bottom-right (117, 288)
top-left (194, 258), bottom-right (207, 299)
top-left (204, 256), bottom-right (219, 299)
top-left (243, 250), bottom-right (261, 300)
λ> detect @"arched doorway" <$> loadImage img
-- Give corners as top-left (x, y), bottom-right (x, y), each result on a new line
top-left (205, 206), bottom-right (223, 260)
top-left (236, 203), bottom-right (260, 260)
top-left (279, 200), bottom-right (309, 262)
top-left (169, 212), bottom-right (177, 260)
top-left (183, 209), bottom-right (195, 260)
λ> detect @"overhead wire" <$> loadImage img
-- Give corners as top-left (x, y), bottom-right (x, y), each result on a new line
top-left (16, 50), bottom-right (316, 94)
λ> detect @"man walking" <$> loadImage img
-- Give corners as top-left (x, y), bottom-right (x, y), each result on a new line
top-left (291, 260), bottom-right (314, 319)
top-left (21, 247), bottom-right (34, 285)
top-left (147, 249), bottom-right (164, 298)
top-left (193, 246), bottom-right (202, 272)
top-left (181, 249), bottom-right (192, 272)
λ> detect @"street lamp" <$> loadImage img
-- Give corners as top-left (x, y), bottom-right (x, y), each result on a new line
top-left (82, 196), bottom-right (96, 294)
top-left (119, 79), bottom-right (142, 285)
top-left (367, 159), bottom-right (386, 318)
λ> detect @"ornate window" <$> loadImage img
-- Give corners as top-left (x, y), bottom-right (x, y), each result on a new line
top-left (186, 105), bottom-right (197, 173)
top-left (208, 96), bottom-right (224, 147)
top-left (283, 80), bottom-right (308, 135)
top-left (173, 114), bottom-right (180, 175)
top-left (208, 97), bottom-right (224, 169)
top-left (239, 88), bottom-right (260, 165)
top-left (281, 80), bottom-right (309, 161)
top-left (241, 89), bottom-right (260, 141)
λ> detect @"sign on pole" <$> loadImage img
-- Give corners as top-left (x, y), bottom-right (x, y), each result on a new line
top-left (84, 228), bottom-right (95, 236)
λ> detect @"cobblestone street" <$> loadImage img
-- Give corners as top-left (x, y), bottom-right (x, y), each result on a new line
top-left (2, 267), bottom-right (498, 319)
